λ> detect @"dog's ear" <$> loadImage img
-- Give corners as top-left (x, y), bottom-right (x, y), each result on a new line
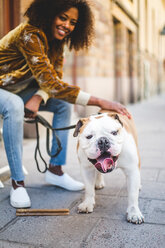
top-left (111, 114), bottom-right (123, 127)
top-left (73, 118), bottom-right (89, 137)
top-left (73, 120), bottom-right (84, 137)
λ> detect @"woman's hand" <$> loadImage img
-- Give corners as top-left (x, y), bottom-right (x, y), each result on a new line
top-left (24, 95), bottom-right (43, 118)
top-left (87, 96), bottom-right (131, 119)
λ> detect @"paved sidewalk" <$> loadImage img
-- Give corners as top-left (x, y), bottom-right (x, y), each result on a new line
top-left (0, 94), bottom-right (165, 248)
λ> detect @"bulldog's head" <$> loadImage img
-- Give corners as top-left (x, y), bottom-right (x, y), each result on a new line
top-left (74, 113), bottom-right (124, 174)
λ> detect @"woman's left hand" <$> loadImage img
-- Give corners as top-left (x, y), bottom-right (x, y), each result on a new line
top-left (100, 100), bottom-right (131, 118)
top-left (87, 96), bottom-right (132, 119)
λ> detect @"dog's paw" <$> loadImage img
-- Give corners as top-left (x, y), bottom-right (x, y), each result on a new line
top-left (95, 180), bottom-right (105, 190)
top-left (127, 206), bottom-right (144, 224)
top-left (78, 199), bottom-right (95, 213)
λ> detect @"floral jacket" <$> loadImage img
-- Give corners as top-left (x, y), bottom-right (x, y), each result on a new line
top-left (0, 22), bottom-right (90, 105)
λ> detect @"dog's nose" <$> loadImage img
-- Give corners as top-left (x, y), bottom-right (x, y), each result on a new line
top-left (98, 137), bottom-right (110, 152)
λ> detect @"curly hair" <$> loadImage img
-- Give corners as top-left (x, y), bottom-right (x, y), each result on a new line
top-left (24, 0), bottom-right (94, 51)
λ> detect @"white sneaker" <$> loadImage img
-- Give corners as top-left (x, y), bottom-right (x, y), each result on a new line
top-left (10, 187), bottom-right (31, 208)
top-left (45, 170), bottom-right (84, 191)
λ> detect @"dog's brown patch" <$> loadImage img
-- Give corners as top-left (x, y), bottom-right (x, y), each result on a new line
top-left (73, 118), bottom-right (91, 137)
top-left (95, 115), bottom-right (104, 120)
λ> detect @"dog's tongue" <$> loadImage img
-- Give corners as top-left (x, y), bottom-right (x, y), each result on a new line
top-left (95, 153), bottom-right (114, 173)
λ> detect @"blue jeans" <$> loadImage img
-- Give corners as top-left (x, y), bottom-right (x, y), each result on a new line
top-left (0, 81), bottom-right (71, 181)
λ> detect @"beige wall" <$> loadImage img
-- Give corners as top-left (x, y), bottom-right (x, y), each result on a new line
top-left (20, 0), bottom-right (33, 21)
top-left (138, 0), bottom-right (165, 97)
top-left (75, 0), bottom-right (140, 115)
top-left (139, 0), bottom-right (165, 55)
top-left (75, 0), bottom-right (115, 115)
top-left (111, 0), bottom-right (137, 32)
top-left (74, 0), bottom-right (165, 116)
top-left (120, 0), bottom-right (138, 19)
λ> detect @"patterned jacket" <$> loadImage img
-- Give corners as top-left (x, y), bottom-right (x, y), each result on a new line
top-left (0, 22), bottom-right (90, 105)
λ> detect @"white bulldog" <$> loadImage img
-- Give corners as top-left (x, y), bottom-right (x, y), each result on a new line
top-left (73, 111), bottom-right (144, 224)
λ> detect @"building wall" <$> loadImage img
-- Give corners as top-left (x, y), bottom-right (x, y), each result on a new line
top-left (0, 0), bottom-right (20, 38)
top-left (0, 0), bottom-right (4, 38)
top-left (20, 0), bottom-right (33, 21)
top-left (76, 0), bottom-right (115, 111)
top-left (74, 0), bottom-right (165, 116)
top-left (138, 0), bottom-right (165, 98)
top-left (75, 0), bottom-right (140, 115)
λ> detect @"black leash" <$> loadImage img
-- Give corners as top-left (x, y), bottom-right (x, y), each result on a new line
top-left (24, 108), bottom-right (76, 173)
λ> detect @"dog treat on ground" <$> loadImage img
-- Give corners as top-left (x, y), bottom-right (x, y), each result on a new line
top-left (16, 208), bottom-right (69, 216)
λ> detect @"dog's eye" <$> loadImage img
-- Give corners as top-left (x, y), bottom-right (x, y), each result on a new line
top-left (86, 135), bottom-right (93, 139)
top-left (111, 131), bottom-right (118, 136)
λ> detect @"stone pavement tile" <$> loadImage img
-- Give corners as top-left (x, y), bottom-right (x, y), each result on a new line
top-left (140, 181), bottom-right (165, 200)
top-left (72, 194), bottom-right (165, 226)
top-left (144, 199), bottom-right (165, 224)
top-left (84, 218), bottom-right (165, 248)
top-left (96, 169), bottom-right (126, 196)
top-left (0, 215), bottom-right (99, 248)
top-left (157, 170), bottom-right (165, 182)
top-left (138, 135), bottom-right (165, 153)
top-left (0, 185), bottom-right (10, 202)
top-left (120, 180), bottom-right (165, 201)
top-left (71, 195), bottom-right (145, 223)
top-left (27, 186), bottom-right (83, 209)
top-left (140, 149), bottom-right (163, 158)
top-left (140, 168), bottom-right (159, 182)
top-left (0, 186), bottom-right (82, 230)
top-left (0, 240), bottom-right (35, 248)
top-left (83, 195), bottom-right (126, 221)
top-left (140, 156), bottom-right (165, 169)
top-left (0, 198), bottom-right (16, 229)
top-left (36, 187), bottom-right (81, 208)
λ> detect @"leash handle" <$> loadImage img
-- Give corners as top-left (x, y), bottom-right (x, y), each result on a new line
top-left (25, 113), bottom-right (75, 173)
top-left (34, 122), bottom-right (47, 173)
top-left (34, 117), bottom-right (63, 173)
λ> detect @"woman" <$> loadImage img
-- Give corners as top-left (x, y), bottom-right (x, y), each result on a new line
top-left (0, 0), bottom-right (130, 208)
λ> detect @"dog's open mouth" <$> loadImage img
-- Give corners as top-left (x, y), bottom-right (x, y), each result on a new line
top-left (88, 152), bottom-right (118, 173)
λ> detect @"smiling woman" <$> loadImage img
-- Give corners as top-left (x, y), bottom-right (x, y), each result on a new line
top-left (52, 8), bottom-right (79, 40)
top-left (24, 0), bottom-right (94, 50)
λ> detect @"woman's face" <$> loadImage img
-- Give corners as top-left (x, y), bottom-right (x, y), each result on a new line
top-left (52, 7), bottom-right (78, 40)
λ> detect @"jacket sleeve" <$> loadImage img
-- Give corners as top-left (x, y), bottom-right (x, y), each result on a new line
top-left (17, 29), bottom-right (80, 104)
